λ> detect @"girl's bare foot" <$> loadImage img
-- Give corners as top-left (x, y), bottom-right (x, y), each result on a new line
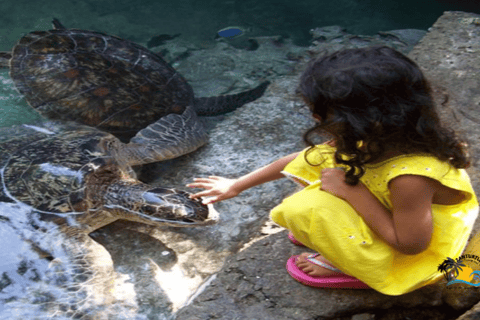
top-left (295, 253), bottom-right (341, 277)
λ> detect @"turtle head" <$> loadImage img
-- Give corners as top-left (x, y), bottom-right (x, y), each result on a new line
top-left (104, 182), bottom-right (218, 227)
top-left (139, 187), bottom-right (218, 226)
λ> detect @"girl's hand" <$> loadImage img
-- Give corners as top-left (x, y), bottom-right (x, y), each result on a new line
top-left (320, 168), bottom-right (358, 200)
top-left (186, 176), bottom-right (240, 205)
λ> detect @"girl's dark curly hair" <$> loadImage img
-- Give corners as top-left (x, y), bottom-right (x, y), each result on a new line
top-left (297, 46), bottom-right (470, 185)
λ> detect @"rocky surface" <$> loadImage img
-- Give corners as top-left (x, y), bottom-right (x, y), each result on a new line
top-left (175, 231), bottom-right (464, 320)
top-left (0, 10), bottom-right (477, 320)
top-left (175, 11), bottom-right (480, 320)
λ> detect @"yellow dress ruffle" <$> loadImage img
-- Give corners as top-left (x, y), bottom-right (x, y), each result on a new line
top-left (270, 144), bottom-right (479, 295)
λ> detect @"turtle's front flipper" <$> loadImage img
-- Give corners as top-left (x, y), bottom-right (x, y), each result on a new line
top-left (118, 106), bottom-right (208, 166)
top-left (0, 52), bottom-right (11, 68)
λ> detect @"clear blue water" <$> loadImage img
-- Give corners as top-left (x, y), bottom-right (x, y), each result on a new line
top-left (0, 0), bottom-right (479, 127)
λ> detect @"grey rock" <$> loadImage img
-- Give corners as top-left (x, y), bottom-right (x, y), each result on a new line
top-left (176, 11), bottom-right (480, 320)
top-left (456, 300), bottom-right (480, 320)
top-left (175, 231), bottom-right (446, 320)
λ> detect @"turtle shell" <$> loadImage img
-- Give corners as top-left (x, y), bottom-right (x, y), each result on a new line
top-left (0, 121), bottom-right (121, 213)
top-left (9, 29), bottom-right (194, 141)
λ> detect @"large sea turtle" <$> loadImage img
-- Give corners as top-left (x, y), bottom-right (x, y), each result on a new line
top-left (0, 121), bottom-right (221, 318)
top-left (0, 120), bottom-right (218, 233)
top-left (0, 18), bottom-right (269, 142)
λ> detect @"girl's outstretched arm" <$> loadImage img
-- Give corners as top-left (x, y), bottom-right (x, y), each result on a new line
top-left (186, 152), bottom-right (300, 204)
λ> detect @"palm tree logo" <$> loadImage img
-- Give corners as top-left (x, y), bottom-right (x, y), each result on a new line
top-left (438, 257), bottom-right (466, 281)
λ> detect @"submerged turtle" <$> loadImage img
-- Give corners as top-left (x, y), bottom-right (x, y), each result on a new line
top-left (0, 121), bottom-right (218, 233)
top-left (0, 18), bottom-right (269, 142)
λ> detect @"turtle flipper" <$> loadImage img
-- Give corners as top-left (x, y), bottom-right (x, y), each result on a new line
top-left (193, 81), bottom-right (269, 116)
top-left (52, 18), bottom-right (66, 30)
top-left (120, 106), bottom-right (208, 166)
top-left (0, 52), bottom-right (11, 68)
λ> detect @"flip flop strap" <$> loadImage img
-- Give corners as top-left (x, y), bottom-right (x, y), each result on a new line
top-left (306, 254), bottom-right (343, 273)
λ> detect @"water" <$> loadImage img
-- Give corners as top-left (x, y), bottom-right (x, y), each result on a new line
top-left (0, 0), bottom-right (479, 127)
top-left (0, 70), bottom-right (43, 127)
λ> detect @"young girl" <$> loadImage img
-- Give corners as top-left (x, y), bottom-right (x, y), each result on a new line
top-left (186, 46), bottom-right (479, 295)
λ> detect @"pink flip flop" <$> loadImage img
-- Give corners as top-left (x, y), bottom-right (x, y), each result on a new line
top-left (286, 254), bottom-right (370, 289)
top-left (288, 233), bottom-right (305, 247)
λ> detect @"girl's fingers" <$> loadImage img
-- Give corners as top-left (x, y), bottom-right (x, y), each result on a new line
top-left (195, 176), bottom-right (223, 181)
top-left (190, 178), bottom-right (214, 184)
top-left (186, 182), bottom-right (210, 189)
top-left (187, 177), bottom-right (222, 187)
top-left (189, 189), bottom-right (222, 199)
top-left (189, 191), bottom-right (210, 199)
top-left (190, 176), bottom-right (225, 183)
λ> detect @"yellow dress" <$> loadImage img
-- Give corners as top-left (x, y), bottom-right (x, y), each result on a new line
top-left (270, 144), bottom-right (479, 295)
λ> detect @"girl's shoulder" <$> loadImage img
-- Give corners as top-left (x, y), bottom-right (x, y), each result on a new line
top-left (364, 153), bottom-right (453, 179)
top-left (364, 153), bottom-right (475, 199)
top-left (367, 152), bottom-right (450, 169)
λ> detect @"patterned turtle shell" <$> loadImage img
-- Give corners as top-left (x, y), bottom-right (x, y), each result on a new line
top-left (9, 27), bottom-right (194, 140)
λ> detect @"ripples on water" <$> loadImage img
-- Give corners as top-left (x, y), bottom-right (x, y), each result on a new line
top-left (0, 202), bottom-right (148, 320)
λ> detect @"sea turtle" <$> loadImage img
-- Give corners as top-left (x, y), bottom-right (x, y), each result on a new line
top-left (0, 121), bottom-right (221, 318)
top-left (0, 120), bottom-right (218, 233)
top-left (0, 18), bottom-right (269, 142)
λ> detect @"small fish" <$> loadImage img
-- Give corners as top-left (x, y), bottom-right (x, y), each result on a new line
top-left (215, 26), bottom-right (251, 39)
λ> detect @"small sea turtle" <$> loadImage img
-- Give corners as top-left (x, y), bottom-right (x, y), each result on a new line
top-left (0, 121), bottom-right (218, 233)
top-left (0, 19), bottom-right (269, 142)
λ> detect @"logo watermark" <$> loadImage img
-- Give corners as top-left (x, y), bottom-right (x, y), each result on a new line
top-left (438, 255), bottom-right (480, 287)
top-left (439, 232), bottom-right (480, 288)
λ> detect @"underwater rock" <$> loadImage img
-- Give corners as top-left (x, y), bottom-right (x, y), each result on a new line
top-left (310, 25), bottom-right (349, 41)
top-left (307, 27), bottom-right (426, 59)
top-left (378, 29), bottom-right (427, 48)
